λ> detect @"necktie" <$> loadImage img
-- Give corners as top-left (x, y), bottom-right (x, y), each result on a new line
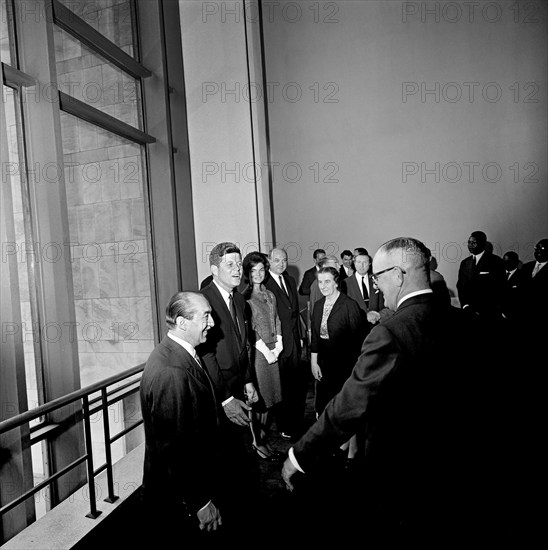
top-left (361, 276), bottom-right (369, 302)
top-left (532, 263), bottom-right (541, 277)
top-left (228, 293), bottom-right (241, 340)
top-left (279, 275), bottom-right (289, 296)
top-left (193, 352), bottom-right (202, 368)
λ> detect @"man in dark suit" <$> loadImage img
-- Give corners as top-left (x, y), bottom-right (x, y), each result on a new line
top-left (265, 247), bottom-right (306, 440)
top-left (457, 230), bottom-right (505, 320)
top-left (199, 242), bottom-right (260, 537)
top-left (200, 242), bottom-right (257, 422)
top-left (140, 292), bottom-right (223, 542)
top-left (341, 251), bottom-right (390, 329)
top-left (501, 250), bottom-right (523, 323)
top-left (282, 237), bottom-right (488, 542)
top-left (339, 249), bottom-right (354, 281)
top-left (521, 238), bottom-right (548, 312)
top-left (298, 248), bottom-right (325, 296)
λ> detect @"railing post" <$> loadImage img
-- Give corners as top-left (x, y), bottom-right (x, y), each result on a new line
top-left (81, 396), bottom-right (102, 519)
top-left (101, 387), bottom-right (119, 503)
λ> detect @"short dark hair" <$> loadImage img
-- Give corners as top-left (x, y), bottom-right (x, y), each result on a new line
top-left (470, 231), bottom-right (487, 245)
top-left (340, 249), bottom-right (352, 258)
top-left (503, 251), bottom-right (519, 263)
top-left (165, 291), bottom-right (206, 329)
top-left (313, 248), bottom-right (326, 260)
top-left (209, 242), bottom-right (241, 267)
top-left (353, 247), bottom-right (368, 257)
top-left (317, 266), bottom-right (341, 288)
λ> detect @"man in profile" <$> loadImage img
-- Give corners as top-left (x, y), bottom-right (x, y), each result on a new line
top-left (141, 292), bottom-right (223, 542)
top-left (282, 237), bottom-right (491, 542)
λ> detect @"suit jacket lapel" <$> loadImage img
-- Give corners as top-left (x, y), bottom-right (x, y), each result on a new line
top-left (207, 283), bottom-right (243, 347)
top-left (163, 336), bottom-right (214, 391)
top-left (270, 274), bottom-right (291, 308)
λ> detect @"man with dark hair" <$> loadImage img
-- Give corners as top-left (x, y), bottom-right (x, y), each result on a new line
top-left (282, 237), bottom-right (488, 542)
top-left (141, 291), bottom-right (223, 542)
top-left (501, 250), bottom-right (523, 323)
top-left (457, 230), bottom-right (505, 319)
top-left (200, 242), bottom-right (257, 422)
top-left (341, 251), bottom-right (390, 329)
top-left (339, 249), bottom-right (354, 281)
top-left (199, 242), bottom-right (260, 537)
top-left (298, 248), bottom-right (326, 296)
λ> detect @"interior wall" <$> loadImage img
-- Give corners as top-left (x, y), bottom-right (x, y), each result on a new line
top-left (262, 0), bottom-right (547, 296)
top-left (179, 0), bottom-right (261, 283)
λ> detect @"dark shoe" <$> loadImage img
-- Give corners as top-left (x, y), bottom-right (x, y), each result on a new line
top-left (253, 445), bottom-right (280, 462)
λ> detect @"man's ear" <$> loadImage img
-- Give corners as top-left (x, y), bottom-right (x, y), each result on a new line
top-left (211, 265), bottom-right (219, 278)
top-left (176, 316), bottom-right (187, 331)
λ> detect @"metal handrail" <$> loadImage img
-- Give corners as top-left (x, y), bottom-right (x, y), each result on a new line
top-left (0, 363), bottom-right (145, 520)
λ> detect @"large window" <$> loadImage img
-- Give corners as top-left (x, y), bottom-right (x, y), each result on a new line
top-left (0, 0), bottom-right (196, 540)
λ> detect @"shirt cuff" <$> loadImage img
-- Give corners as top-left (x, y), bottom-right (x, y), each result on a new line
top-left (222, 395), bottom-right (234, 407)
top-left (288, 447), bottom-right (304, 473)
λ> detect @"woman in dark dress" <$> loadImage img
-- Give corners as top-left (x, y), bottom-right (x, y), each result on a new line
top-left (311, 266), bottom-right (364, 463)
top-left (242, 252), bottom-right (284, 461)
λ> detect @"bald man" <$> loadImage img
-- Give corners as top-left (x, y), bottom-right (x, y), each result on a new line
top-left (264, 247), bottom-right (306, 440)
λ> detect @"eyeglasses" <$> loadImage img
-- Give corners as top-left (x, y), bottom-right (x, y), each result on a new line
top-left (371, 265), bottom-right (406, 283)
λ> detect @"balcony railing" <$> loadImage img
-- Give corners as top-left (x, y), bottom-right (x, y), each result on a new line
top-left (0, 364), bottom-right (145, 521)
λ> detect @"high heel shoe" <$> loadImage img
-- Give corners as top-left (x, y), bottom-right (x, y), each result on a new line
top-left (252, 444), bottom-right (280, 462)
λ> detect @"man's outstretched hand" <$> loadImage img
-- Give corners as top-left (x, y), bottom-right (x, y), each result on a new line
top-left (223, 398), bottom-right (251, 426)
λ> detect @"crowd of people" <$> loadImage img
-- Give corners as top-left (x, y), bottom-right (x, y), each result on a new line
top-left (139, 233), bottom-right (546, 544)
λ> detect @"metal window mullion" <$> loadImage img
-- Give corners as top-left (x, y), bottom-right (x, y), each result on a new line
top-left (58, 91), bottom-right (155, 145)
top-left (51, 0), bottom-right (151, 80)
top-left (2, 63), bottom-right (36, 88)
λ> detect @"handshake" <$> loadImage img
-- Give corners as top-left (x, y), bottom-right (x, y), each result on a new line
top-left (255, 336), bottom-right (283, 365)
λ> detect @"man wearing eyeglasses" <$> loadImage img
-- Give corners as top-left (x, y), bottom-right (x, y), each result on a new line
top-left (281, 237), bottom-right (484, 542)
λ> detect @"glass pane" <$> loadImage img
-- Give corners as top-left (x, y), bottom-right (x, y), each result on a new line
top-left (57, 0), bottom-right (135, 57)
top-left (3, 84), bottom-right (48, 519)
top-left (60, 112), bottom-right (155, 384)
top-left (54, 26), bottom-right (142, 130)
top-left (1, 0), bottom-right (15, 64)
top-left (59, 112), bottom-right (154, 465)
top-left (2, 86), bottom-right (43, 420)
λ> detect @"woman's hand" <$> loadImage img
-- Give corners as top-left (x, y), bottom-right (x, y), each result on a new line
top-left (311, 361), bottom-right (322, 381)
